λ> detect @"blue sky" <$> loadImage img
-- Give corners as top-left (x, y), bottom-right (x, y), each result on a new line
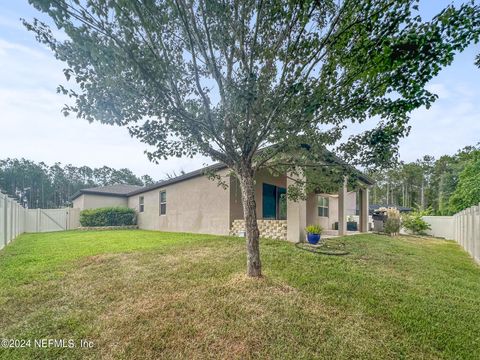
top-left (0, 1), bottom-right (479, 180)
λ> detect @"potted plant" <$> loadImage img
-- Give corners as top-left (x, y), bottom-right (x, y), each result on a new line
top-left (305, 225), bottom-right (323, 244)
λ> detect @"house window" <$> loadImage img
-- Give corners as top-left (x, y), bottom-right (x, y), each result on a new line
top-left (159, 190), bottom-right (166, 215)
top-left (262, 183), bottom-right (287, 220)
top-left (139, 196), bottom-right (144, 213)
top-left (317, 195), bottom-right (329, 217)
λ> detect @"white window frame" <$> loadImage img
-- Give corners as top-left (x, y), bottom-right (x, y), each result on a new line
top-left (317, 195), bottom-right (329, 217)
top-left (139, 196), bottom-right (144, 213)
top-left (159, 190), bottom-right (166, 216)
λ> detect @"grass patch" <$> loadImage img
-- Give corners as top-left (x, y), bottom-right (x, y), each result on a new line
top-left (0, 230), bottom-right (479, 359)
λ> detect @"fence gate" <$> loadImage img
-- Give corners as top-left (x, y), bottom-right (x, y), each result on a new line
top-left (25, 208), bottom-right (80, 233)
top-left (1, 192), bottom-right (81, 250)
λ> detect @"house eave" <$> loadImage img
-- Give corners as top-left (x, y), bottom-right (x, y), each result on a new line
top-left (70, 190), bottom-right (130, 201)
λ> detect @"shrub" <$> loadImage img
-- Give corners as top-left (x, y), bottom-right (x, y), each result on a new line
top-left (80, 207), bottom-right (137, 227)
top-left (402, 211), bottom-right (432, 235)
top-left (384, 218), bottom-right (401, 236)
top-left (305, 224), bottom-right (323, 234)
top-left (384, 207), bottom-right (401, 236)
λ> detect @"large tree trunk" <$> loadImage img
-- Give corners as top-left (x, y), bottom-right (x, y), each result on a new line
top-left (237, 166), bottom-right (262, 277)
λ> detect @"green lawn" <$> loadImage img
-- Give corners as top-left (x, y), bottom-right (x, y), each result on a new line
top-left (0, 230), bottom-right (479, 359)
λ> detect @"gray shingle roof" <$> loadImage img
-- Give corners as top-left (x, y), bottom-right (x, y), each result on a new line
top-left (127, 163), bottom-right (226, 196)
top-left (71, 147), bottom-right (374, 201)
top-left (127, 156), bottom-right (374, 198)
top-left (70, 184), bottom-right (143, 201)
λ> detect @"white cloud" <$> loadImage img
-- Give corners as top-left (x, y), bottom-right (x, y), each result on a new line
top-left (0, 15), bottom-right (25, 32)
top-left (0, 38), bottom-right (46, 58)
top-left (426, 83), bottom-right (450, 99)
top-left (0, 35), bottom-right (212, 180)
top-left (399, 83), bottom-right (480, 161)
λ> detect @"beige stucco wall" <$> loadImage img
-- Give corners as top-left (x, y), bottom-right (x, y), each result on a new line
top-left (229, 176), bottom-right (244, 223)
top-left (72, 195), bottom-right (84, 210)
top-left (229, 169), bottom-right (287, 221)
top-left (72, 194), bottom-right (128, 210)
top-left (306, 192), bottom-right (356, 230)
top-left (128, 169), bottom-right (231, 235)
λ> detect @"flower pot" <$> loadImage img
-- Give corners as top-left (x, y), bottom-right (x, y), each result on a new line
top-left (307, 233), bottom-right (321, 244)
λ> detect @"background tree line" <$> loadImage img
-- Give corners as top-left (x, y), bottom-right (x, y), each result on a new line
top-left (367, 144), bottom-right (480, 215)
top-left (0, 159), bottom-right (156, 209)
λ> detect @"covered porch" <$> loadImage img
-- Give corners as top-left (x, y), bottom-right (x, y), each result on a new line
top-left (285, 177), bottom-right (371, 242)
top-left (229, 169), bottom-right (372, 242)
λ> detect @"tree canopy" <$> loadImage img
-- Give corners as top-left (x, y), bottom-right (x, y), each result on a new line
top-left (449, 150), bottom-right (480, 213)
top-left (0, 158), bottom-right (154, 208)
top-left (26, 0), bottom-right (480, 276)
top-left (25, 1), bottom-right (480, 169)
top-left (366, 144), bottom-right (480, 215)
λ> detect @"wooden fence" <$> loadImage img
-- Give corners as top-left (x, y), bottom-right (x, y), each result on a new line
top-left (0, 193), bottom-right (80, 250)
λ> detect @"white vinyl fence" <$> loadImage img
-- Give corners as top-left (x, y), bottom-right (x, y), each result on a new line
top-left (452, 204), bottom-right (480, 264)
top-left (423, 203), bottom-right (480, 264)
top-left (0, 193), bottom-right (27, 250)
top-left (1, 193), bottom-right (80, 250)
top-left (422, 216), bottom-right (455, 239)
top-left (24, 207), bottom-right (80, 233)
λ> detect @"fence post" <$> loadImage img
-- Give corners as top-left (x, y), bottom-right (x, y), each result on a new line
top-left (15, 203), bottom-right (18, 238)
top-left (9, 198), bottom-right (13, 244)
top-left (470, 207), bottom-right (475, 257)
top-left (453, 214), bottom-right (460, 243)
top-left (17, 204), bottom-right (20, 237)
top-left (471, 208), bottom-right (474, 258)
top-left (460, 212), bottom-right (463, 248)
top-left (466, 210), bottom-right (470, 253)
top-left (3, 195), bottom-right (7, 248)
top-left (13, 202), bottom-right (16, 239)
top-left (457, 213), bottom-right (460, 243)
top-left (460, 211), bottom-right (465, 247)
top-left (475, 204), bottom-right (480, 263)
top-left (471, 207), bottom-right (475, 257)
top-left (36, 208), bottom-right (40, 232)
top-left (66, 209), bottom-right (69, 230)
top-left (466, 209), bottom-right (470, 253)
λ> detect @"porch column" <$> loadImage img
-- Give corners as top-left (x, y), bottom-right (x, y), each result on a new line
top-left (286, 173), bottom-right (307, 243)
top-left (359, 187), bottom-right (369, 232)
top-left (338, 178), bottom-right (347, 236)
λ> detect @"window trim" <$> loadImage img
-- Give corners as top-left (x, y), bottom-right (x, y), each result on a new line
top-left (317, 195), bottom-right (329, 218)
top-left (159, 190), bottom-right (167, 216)
top-left (139, 196), bottom-right (144, 213)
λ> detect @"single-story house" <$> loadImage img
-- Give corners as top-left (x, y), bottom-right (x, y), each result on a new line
top-left (71, 160), bottom-right (373, 242)
top-left (71, 184), bottom-right (143, 210)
